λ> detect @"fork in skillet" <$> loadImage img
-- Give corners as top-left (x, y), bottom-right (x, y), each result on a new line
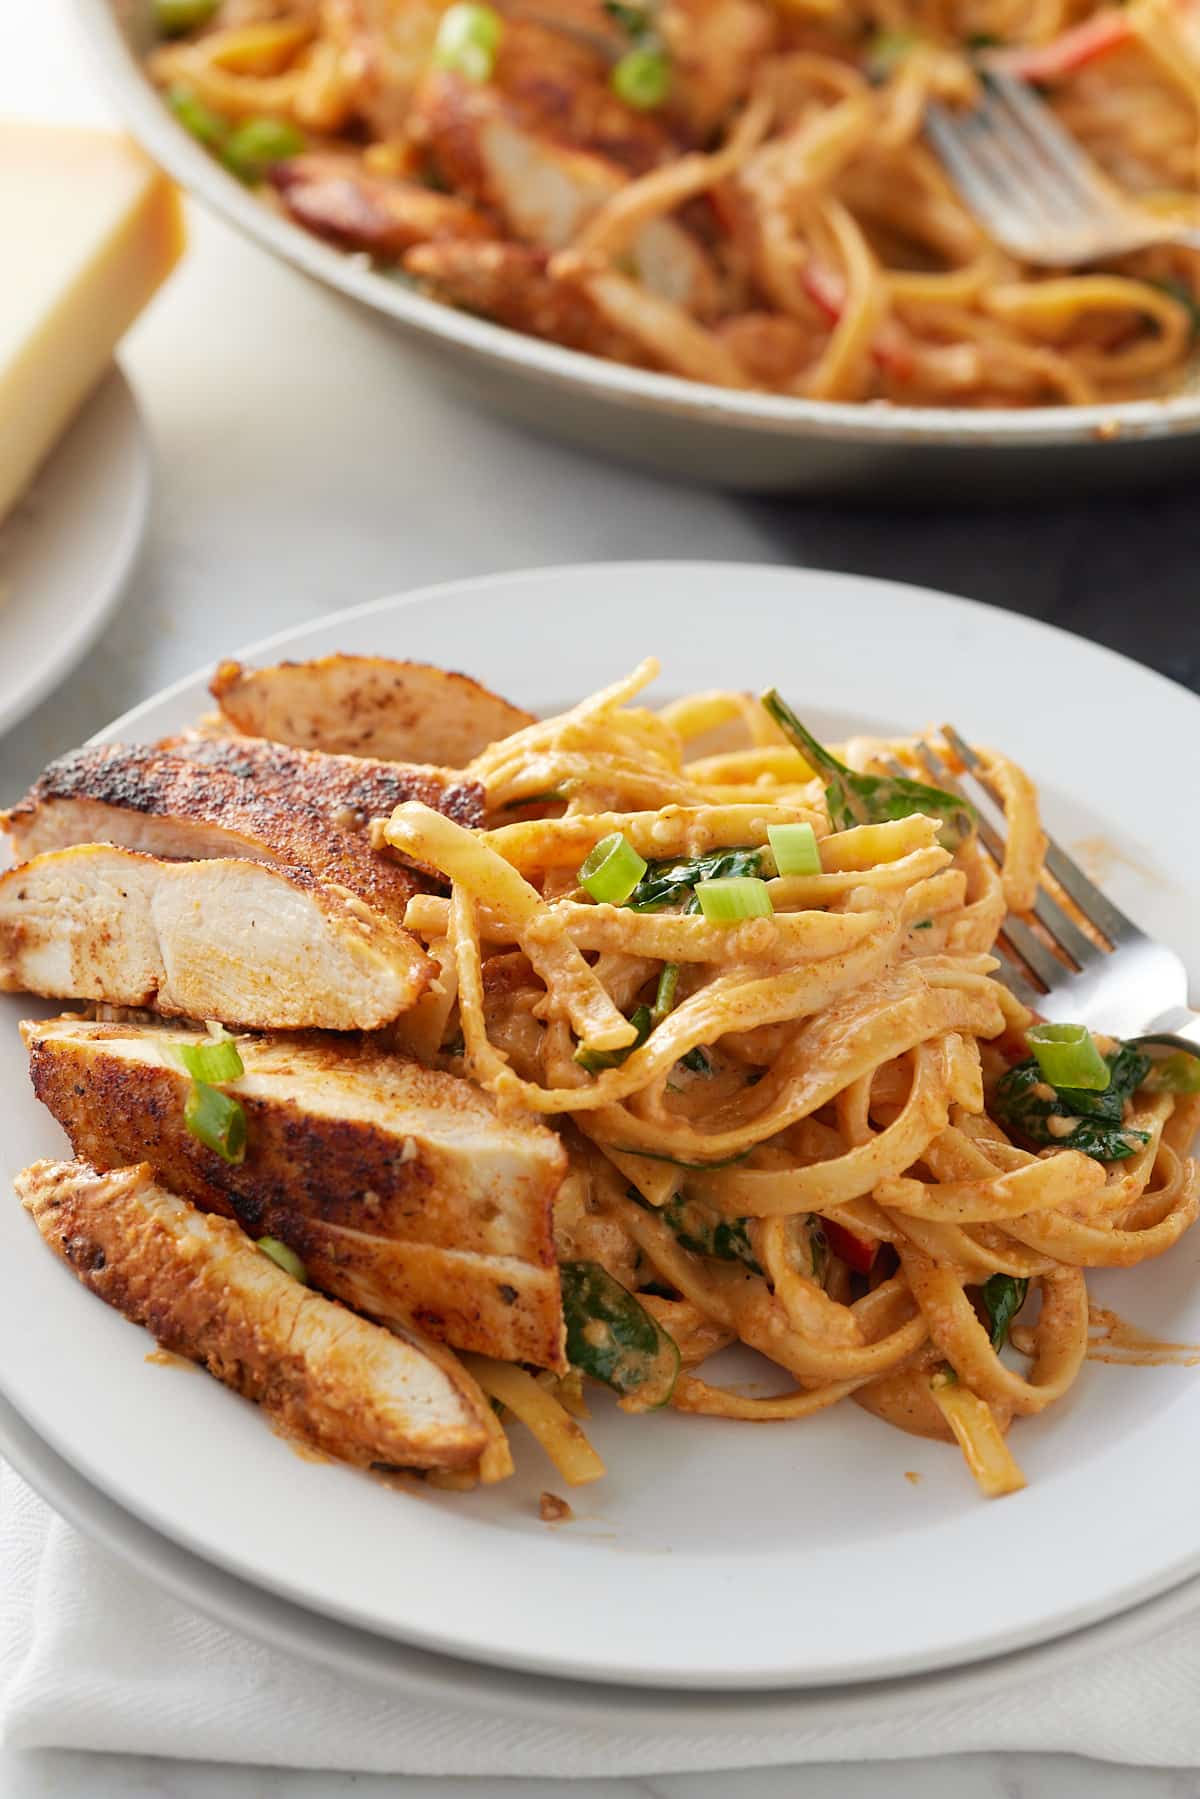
top-left (883, 728), bottom-right (1200, 1061)
top-left (925, 72), bottom-right (1200, 267)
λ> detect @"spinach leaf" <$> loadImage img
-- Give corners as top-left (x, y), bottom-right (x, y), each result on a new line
top-left (760, 690), bottom-right (977, 851)
top-left (866, 27), bottom-right (920, 78)
top-left (501, 788), bottom-right (565, 809)
top-left (982, 1273), bottom-right (1029, 1350)
top-left (1151, 278), bottom-right (1200, 339)
top-left (628, 848), bottom-right (762, 913)
top-left (661, 1193), bottom-right (763, 1273)
top-left (603, 0), bottom-right (651, 31)
top-left (678, 1046), bottom-right (712, 1076)
top-left (993, 1043), bottom-right (1152, 1162)
top-left (575, 1004), bottom-right (652, 1074)
top-left (559, 1261), bottom-right (679, 1407)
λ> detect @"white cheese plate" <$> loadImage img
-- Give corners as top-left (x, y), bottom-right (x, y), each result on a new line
top-left (0, 365), bottom-right (149, 740)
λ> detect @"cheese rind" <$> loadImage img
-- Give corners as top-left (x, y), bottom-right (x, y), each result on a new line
top-left (0, 124), bottom-right (185, 522)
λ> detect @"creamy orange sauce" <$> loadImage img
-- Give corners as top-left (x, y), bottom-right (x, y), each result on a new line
top-left (1087, 1305), bottom-right (1200, 1367)
top-left (144, 1348), bottom-right (195, 1370)
top-left (904, 1470), bottom-right (922, 1486)
top-left (282, 1433), bottom-right (334, 1465)
top-left (1071, 835), bottom-right (1162, 890)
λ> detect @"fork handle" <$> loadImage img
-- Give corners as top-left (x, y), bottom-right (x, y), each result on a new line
top-left (1133, 1007), bottom-right (1200, 1058)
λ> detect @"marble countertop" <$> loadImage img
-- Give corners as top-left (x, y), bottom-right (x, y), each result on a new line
top-left (5, 1752), bottom-right (1200, 1799)
top-left (3, 4), bottom-right (1199, 1796)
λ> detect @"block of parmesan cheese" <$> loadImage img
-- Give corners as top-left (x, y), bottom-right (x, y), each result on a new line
top-left (0, 123), bottom-right (185, 522)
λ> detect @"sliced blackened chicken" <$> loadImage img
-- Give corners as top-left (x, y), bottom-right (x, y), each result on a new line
top-left (0, 846), bottom-right (431, 1029)
top-left (24, 1016), bottom-right (568, 1369)
top-left (16, 1158), bottom-right (491, 1473)
top-left (209, 654), bottom-right (535, 766)
top-left (269, 152), bottom-right (494, 256)
top-left (405, 240), bottom-right (649, 364)
top-left (2, 738), bottom-right (482, 925)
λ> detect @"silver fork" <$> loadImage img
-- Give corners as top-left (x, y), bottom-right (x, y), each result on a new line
top-left (925, 73), bottom-right (1200, 266)
top-left (882, 728), bottom-right (1200, 1059)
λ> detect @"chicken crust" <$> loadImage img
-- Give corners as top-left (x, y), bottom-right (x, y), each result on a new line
top-left (25, 1017), bottom-right (569, 1369)
top-left (210, 655), bottom-right (534, 767)
top-left (16, 1158), bottom-right (491, 1472)
top-left (3, 738), bottom-right (482, 927)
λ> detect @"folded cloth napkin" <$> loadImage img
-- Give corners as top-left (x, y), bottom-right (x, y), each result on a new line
top-left (4, 1460), bottom-right (1200, 1776)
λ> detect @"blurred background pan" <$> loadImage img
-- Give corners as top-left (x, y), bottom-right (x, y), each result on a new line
top-left (79, 0), bottom-right (1200, 497)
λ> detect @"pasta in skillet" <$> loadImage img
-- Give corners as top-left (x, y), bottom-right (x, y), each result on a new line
top-left (146, 0), bottom-right (1200, 407)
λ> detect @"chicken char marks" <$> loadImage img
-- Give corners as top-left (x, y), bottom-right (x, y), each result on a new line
top-left (3, 737), bottom-right (483, 926)
top-left (16, 1157), bottom-right (493, 1473)
top-left (24, 1017), bottom-right (569, 1370)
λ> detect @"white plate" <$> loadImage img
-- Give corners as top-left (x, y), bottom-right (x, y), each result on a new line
top-left (0, 366), bottom-right (149, 741)
top-left (1, 563), bottom-right (1198, 1693)
top-left (8, 1383), bottom-right (1200, 1740)
top-left (78, 0), bottom-right (1200, 494)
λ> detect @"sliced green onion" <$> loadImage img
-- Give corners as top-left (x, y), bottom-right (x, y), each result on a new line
top-left (257, 1236), bottom-right (307, 1283)
top-left (1026, 1023), bottom-right (1111, 1092)
top-left (652, 961), bottom-right (679, 1024)
top-left (695, 876), bottom-right (774, 924)
top-left (166, 83), bottom-right (229, 150)
top-left (154, 0), bottom-right (219, 35)
top-left (867, 27), bottom-right (920, 76)
top-left (579, 831), bottom-right (648, 906)
top-left (223, 117), bottom-right (306, 183)
top-left (1147, 1051), bottom-right (1200, 1095)
top-left (612, 46), bottom-right (671, 109)
top-left (767, 821), bottom-right (821, 877)
top-left (184, 1082), bottom-right (247, 1163)
top-left (172, 1032), bottom-right (245, 1086)
top-left (433, 2), bottom-right (503, 80)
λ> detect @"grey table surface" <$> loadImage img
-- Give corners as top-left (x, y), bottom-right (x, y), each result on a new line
top-left (3, 5), bottom-right (1200, 1796)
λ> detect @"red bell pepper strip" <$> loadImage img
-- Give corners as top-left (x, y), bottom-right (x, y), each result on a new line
top-left (824, 1219), bottom-right (879, 1274)
top-left (801, 263), bottom-right (916, 382)
top-left (986, 10), bottom-right (1134, 83)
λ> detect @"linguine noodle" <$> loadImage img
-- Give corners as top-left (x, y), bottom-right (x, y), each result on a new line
top-left (370, 657), bottom-right (1200, 1498)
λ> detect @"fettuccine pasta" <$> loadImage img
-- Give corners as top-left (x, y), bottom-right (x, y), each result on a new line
top-left (374, 655), bottom-right (1200, 1498)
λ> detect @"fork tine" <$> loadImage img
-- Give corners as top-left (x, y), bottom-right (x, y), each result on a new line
top-left (962, 92), bottom-right (1077, 227)
top-left (912, 737), bottom-right (1107, 972)
top-left (878, 749), bottom-right (1051, 1002)
top-left (1021, 881), bottom-right (1108, 970)
top-left (987, 74), bottom-right (1119, 210)
top-left (924, 105), bottom-right (1035, 246)
top-left (993, 947), bottom-right (1045, 1010)
top-left (927, 76), bottom-right (1166, 265)
top-left (941, 725), bottom-right (1142, 948)
top-left (1001, 916), bottom-right (1069, 990)
top-left (911, 738), bottom-right (1006, 859)
top-left (883, 743), bottom-right (1011, 867)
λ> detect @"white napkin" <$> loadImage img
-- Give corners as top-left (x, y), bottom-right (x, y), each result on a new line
top-left (3, 1461), bottom-right (1200, 1776)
